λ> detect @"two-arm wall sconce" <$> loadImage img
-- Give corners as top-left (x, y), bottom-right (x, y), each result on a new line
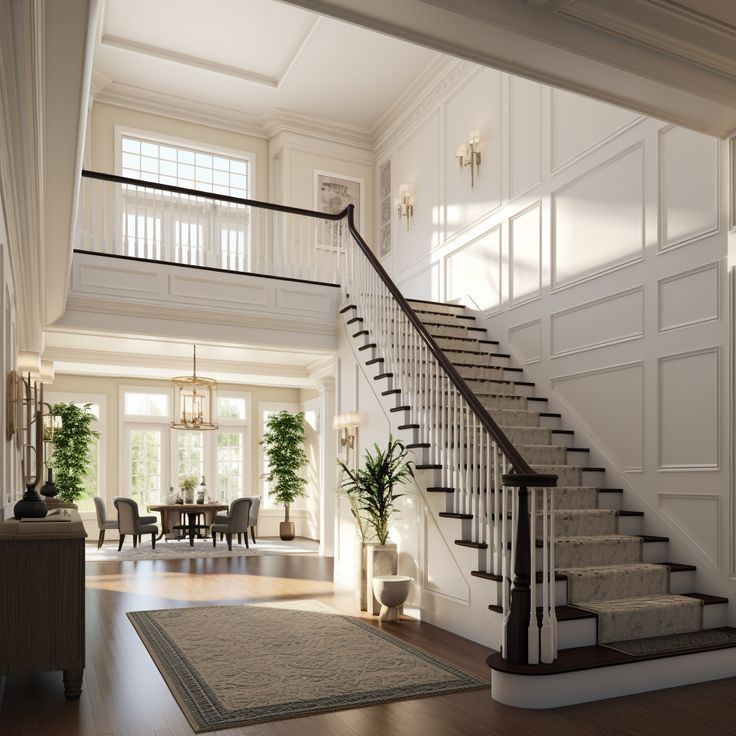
top-left (456, 129), bottom-right (481, 188)
top-left (333, 412), bottom-right (360, 459)
top-left (396, 184), bottom-right (414, 230)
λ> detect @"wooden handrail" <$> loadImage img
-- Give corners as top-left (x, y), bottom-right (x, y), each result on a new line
top-left (81, 169), bottom-right (346, 220)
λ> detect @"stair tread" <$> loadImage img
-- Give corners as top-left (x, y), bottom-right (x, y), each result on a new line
top-left (439, 512), bottom-right (473, 519)
top-left (487, 627), bottom-right (736, 676)
top-left (455, 539), bottom-right (488, 549)
top-left (684, 592), bottom-right (729, 605)
top-left (488, 603), bottom-right (596, 621)
top-left (472, 569), bottom-right (566, 583)
top-left (408, 298), bottom-right (467, 310)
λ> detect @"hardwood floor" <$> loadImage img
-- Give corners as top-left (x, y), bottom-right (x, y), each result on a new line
top-left (2, 542), bottom-right (736, 735)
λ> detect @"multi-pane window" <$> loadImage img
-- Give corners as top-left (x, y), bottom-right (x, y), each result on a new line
top-left (121, 135), bottom-right (249, 198)
top-left (217, 432), bottom-right (244, 504)
top-left (124, 391), bottom-right (168, 417)
top-left (129, 428), bottom-right (163, 507)
top-left (177, 431), bottom-right (204, 482)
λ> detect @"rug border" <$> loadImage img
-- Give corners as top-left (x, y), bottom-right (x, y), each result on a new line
top-left (127, 602), bottom-right (488, 733)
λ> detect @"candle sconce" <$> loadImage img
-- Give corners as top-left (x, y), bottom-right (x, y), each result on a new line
top-left (396, 185), bottom-right (414, 231)
top-left (456, 129), bottom-right (482, 188)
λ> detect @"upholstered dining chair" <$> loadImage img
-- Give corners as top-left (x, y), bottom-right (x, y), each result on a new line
top-left (94, 496), bottom-right (118, 549)
top-left (213, 495), bottom-right (260, 545)
top-left (113, 497), bottom-right (159, 550)
top-left (211, 497), bottom-right (252, 551)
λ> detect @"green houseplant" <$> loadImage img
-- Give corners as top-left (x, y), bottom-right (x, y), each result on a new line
top-left (337, 436), bottom-right (413, 544)
top-left (337, 437), bottom-right (414, 613)
top-left (260, 410), bottom-right (308, 540)
top-left (46, 402), bottom-right (99, 506)
top-left (180, 474), bottom-right (198, 503)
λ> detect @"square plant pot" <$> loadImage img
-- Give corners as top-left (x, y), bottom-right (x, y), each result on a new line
top-left (366, 542), bottom-right (398, 616)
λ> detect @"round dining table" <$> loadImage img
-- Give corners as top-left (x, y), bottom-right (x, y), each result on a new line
top-left (147, 503), bottom-right (228, 545)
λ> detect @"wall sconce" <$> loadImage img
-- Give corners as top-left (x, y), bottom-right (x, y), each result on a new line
top-left (456, 129), bottom-right (481, 188)
top-left (396, 184), bottom-right (414, 230)
top-left (333, 412), bottom-right (360, 456)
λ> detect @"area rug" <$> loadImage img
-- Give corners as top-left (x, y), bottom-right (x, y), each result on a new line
top-left (604, 628), bottom-right (736, 656)
top-left (86, 538), bottom-right (318, 562)
top-left (127, 600), bottom-right (487, 732)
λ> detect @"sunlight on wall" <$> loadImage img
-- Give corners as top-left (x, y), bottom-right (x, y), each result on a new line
top-left (446, 226), bottom-right (501, 311)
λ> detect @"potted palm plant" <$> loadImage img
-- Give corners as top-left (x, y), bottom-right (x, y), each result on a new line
top-left (338, 437), bottom-right (414, 614)
top-left (46, 402), bottom-right (99, 508)
top-left (260, 410), bottom-right (308, 541)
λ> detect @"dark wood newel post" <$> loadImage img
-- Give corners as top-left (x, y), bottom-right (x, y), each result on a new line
top-left (503, 473), bottom-right (557, 666)
top-left (506, 484), bottom-right (531, 664)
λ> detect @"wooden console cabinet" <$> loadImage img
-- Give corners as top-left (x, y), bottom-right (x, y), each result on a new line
top-left (0, 511), bottom-right (86, 699)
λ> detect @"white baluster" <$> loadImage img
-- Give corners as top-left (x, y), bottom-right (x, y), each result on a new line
top-left (528, 487), bottom-right (539, 664)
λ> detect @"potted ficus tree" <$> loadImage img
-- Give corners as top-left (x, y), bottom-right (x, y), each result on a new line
top-left (46, 402), bottom-right (99, 508)
top-left (260, 410), bottom-right (308, 541)
top-left (338, 437), bottom-right (414, 614)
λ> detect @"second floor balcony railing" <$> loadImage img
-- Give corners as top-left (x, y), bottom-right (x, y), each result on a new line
top-left (77, 170), bottom-right (349, 285)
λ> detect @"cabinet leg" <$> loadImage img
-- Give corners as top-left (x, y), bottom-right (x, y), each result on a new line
top-left (63, 668), bottom-right (84, 700)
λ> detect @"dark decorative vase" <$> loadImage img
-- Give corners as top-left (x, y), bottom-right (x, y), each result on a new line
top-left (40, 468), bottom-right (58, 498)
top-left (279, 521), bottom-right (295, 541)
top-left (14, 482), bottom-right (48, 519)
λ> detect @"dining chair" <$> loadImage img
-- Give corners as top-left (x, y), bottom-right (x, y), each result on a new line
top-left (113, 497), bottom-right (159, 550)
top-left (213, 495), bottom-right (260, 545)
top-left (211, 497), bottom-right (252, 551)
top-left (93, 496), bottom-right (118, 549)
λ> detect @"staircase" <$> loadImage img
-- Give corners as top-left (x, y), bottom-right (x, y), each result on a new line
top-left (342, 294), bottom-right (736, 708)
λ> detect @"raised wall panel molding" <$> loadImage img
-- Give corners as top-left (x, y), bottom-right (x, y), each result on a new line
top-left (444, 225), bottom-right (501, 312)
top-left (658, 126), bottom-right (719, 252)
top-left (658, 261), bottom-right (720, 333)
top-left (373, 57), bottom-right (476, 157)
top-left (550, 285), bottom-right (644, 357)
top-left (396, 260), bottom-right (441, 302)
top-left (509, 201), bottom-right (542, 306)
top-left (169, 273), bottom-right (269, 309)
top-left (508, 76), bottom-right (542, 198)
top-left (551, 143), bottom-right (645, 290)
top-left (550, 87), bottom-right (644, 174)
top-left (551, 360), bottom-right (645, 472)
top-left (658, 346), bottom-right (720, 471)
top-left (657, 493), bottom-right (721, 568)
top-left (77, 261), bottom-right (160, 295)
top-left (275, 287), bottom-right (332, 315)
top-left (508, 318), bottom-right (542, 365)
top-left (95, 82), bottom-right (267, 139)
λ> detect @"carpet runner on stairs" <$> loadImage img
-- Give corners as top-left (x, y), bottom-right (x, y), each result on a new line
top-left (407, 299), bottom-right (719, 648)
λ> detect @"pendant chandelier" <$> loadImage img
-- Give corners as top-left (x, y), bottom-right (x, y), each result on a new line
top-left (170, 345), bottom-right (218, 431)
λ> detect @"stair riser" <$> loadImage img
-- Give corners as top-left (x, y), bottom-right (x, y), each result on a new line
top-left (641, 541), bottom-right (669, 563)
top-left (670, 570), bottom-right (696, 595)
top-left (617, 515), bottom-right (644, 536)
top-left (410, 302), bottom-right (468, 316)
top-left (447, 352), bottom-right (510, 367)
top-left (597, 492), bottom-right (623, 511)
top-left (415, 312), bottom-right (465, 326)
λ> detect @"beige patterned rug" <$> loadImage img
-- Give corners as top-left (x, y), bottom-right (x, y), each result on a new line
top-left (128, 600), bottom-right (487, 732)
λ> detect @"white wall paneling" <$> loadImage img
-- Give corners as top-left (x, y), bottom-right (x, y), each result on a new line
top-left (396, 260), bottom-right (441, 302)
top-left (552, 362), bottom-right (645, 472)
top-left (550, 88), bottom-right (642, 174)
top-left (508, 77), bottom-right (542, 200)
top-left (508, 319), bottom-right (542, 365)
top-left (659, 126), bottom-right (719, 252)
top-left (509, 201), bottom-right (542, 306)
top-left (658, 347), bottom-right (720, 471)
top-left (396, 112), bottom-right (440, 271)
top-left (445, 225), bottom-right (501, 312)
top-left (658, 493), bottom-right (721, 568)
top-left (552, 144), bottom-right (645, 290)
top-left (444, 68), bottom-right (502, 242)
top-left (550, 286), bottom-right (644, 357)
top-left (423, 506), bottom-right (470, 602)
top-left (658, 262), bottom-right (720, 333)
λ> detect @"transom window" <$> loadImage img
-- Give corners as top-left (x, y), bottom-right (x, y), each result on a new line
top-left (121, 134), bottom-right (249, 198)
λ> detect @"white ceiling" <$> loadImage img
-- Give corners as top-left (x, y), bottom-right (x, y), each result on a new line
top-left (44, 330), bottom-right (330, 387)
top-left (93, 0), bottom-right (440, 132)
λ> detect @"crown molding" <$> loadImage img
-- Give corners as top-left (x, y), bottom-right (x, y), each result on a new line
top-left (261, 108), bottom-right (373, 150)
top-left (91, 68), bottom-right (111, 97)
top-left (94, 81), bottom-right (267, 139)
top-left (372, 55), bottom-right (476, 155)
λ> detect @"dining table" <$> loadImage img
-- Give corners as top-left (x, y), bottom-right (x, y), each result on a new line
top-left (146, 503), bottom-right (228, 545)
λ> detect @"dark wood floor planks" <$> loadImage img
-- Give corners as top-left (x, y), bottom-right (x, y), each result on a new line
top-left (1, 545), bottom-right (735, 735)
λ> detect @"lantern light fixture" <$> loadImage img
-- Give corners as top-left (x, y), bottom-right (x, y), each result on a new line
top-left (170, 345), bottom-right (218, 431)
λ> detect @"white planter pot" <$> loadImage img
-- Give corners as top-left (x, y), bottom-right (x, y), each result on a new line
top-left (366, 542), bottom-right (398, 616)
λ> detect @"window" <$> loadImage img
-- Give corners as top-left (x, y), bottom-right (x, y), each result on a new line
top-left (120, 135), bottom-right (249, 198)
top-left (121, 387), bottom-right (249, 506)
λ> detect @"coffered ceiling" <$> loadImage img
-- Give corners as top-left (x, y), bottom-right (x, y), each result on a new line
top-left (92, 0), bottom-right (440, 135)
